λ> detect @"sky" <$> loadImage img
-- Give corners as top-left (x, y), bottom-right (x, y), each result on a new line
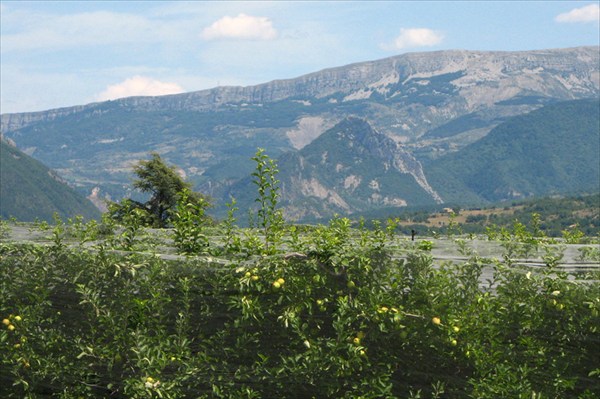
top-left (1, 1), bottom-right (599, 114)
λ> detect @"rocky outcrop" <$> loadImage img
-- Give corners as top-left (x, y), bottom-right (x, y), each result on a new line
top-left (275, 117), bottom-right (441, 220)
top-left (1, 105), bottom-right (90, 134)
top-left (3, 47), bottom-right (598, 133)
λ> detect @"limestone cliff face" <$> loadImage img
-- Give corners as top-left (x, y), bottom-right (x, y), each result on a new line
top-left (1, 105), bottom-right (90, 133)
top-left (163, 46), bottom-right (599, 109)
top-left (3, 47), bottom-right (598, 133)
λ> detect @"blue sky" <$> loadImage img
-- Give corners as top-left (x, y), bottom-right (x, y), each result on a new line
top-left (1, 1), bottom-right (598, 114)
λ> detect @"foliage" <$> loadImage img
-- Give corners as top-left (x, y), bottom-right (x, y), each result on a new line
top-left (172, 188), bottom-right (211, 255)
top-left (132, 152), bottom-right (192, 227)
top-left (109, 153), bottom-right (210, 228)
top-left (222, 197), bottom-right (243, 254)
top-left (417, 240), bottom-right (433, 251)
top-left (562, 224), bottom-right (585, 244)
top-left (0, 219), bottom-right (10, 239)
top-left (250, 148), bottom-right (284, 254)
top-left (1, 211), bottom-right (599, 398)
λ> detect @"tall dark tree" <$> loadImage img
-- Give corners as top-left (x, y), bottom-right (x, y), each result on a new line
top-left (111, 153), bottom-right (209, 227)
top-left (132, 152), bottom-right (189, 226)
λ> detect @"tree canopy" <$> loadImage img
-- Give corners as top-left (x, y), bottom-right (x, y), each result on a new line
top-left (111, 152), bottom-right (209, 227)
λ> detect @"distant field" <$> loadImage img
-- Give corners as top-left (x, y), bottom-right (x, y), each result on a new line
top-left (401, 206), bottom-right (524, 228)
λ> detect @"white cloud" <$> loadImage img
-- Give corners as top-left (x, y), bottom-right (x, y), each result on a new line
top-left (201, 13), bottom-right (277, 40)
top-left (95, 76), bottom-right (184, 101)
top-left (555, 4), bottom-right (600, 23)
top-left (382, 28), bottom-right (444, 51)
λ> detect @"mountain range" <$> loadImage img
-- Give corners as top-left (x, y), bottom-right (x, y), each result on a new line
top-left (1, 46), bottom-right (598, 221)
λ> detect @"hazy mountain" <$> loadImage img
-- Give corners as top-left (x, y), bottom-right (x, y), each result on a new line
top-left (427, 98), bottom-right (600, 204)
top-left (227, 100), bottom-right (599, 220)
top-left (272, 117), bottom-right (440, 220)
top-left (0, 139), bottom-right (101, 222)
top-left (0, 46), bottom-right (598, 220)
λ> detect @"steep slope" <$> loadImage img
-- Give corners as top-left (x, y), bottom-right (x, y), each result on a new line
top-left (0, 47), bottom-right (598, 212)
top-left (427, 99), bottom-right (600, 204)
top-left (227, 118), bottom-right (440, 221)
top-left (0, 139), bottom-right (101, 222)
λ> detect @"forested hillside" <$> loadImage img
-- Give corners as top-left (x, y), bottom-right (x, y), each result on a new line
top-left (0, 140), bottom-right (101, 222)
top-left (427, 99), bottom-right (600, 204)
